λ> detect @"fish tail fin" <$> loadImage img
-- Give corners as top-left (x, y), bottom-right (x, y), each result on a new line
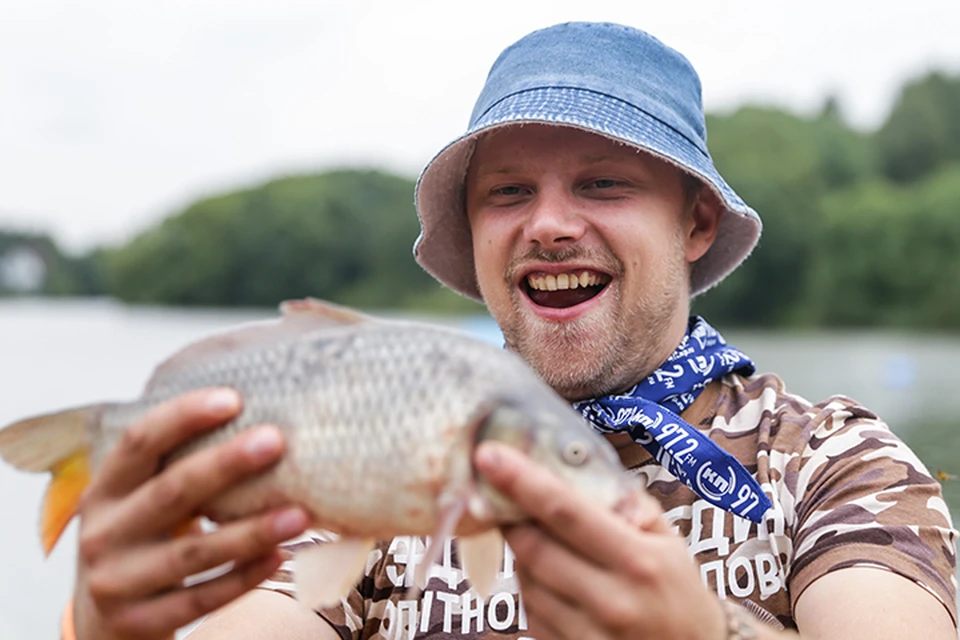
top-left (0, 405), bottom-right (102, 555)
top-left (41, 449), bottom-right (91, 555)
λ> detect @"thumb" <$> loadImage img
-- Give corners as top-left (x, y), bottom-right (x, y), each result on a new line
top-left (618, 485), bottom-right (672, 534)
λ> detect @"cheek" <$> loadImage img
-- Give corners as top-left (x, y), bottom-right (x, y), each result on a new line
top-left (471, 216), bottom-right (511, 288)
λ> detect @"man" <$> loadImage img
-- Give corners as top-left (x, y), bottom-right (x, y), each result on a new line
top-left (66, 22), bottom-right (956, 640)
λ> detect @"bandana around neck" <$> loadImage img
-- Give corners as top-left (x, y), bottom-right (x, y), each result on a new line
top-left (573, 316), bottom-right (772, 523)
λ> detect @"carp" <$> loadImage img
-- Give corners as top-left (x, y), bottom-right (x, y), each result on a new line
top-left (0, 298), bottom-right (634, 605)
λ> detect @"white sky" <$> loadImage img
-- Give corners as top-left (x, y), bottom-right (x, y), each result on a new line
top-left (1, 0), bottom-right (959, 252)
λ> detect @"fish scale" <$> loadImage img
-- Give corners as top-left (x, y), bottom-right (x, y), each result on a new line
top-left (93, 323), bottom-right (532, 534)
top-left (0, 298), bottom-right (633, 604)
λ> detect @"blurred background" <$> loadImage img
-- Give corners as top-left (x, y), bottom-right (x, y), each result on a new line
top-left (2, 1), bottom-right (959, 637)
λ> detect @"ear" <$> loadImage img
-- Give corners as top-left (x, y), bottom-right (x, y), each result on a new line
top-left (684, 188), bottom-right (724, 264)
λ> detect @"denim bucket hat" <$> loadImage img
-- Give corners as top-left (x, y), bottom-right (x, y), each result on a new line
top-left (414, 21), bottom-right (762, 300)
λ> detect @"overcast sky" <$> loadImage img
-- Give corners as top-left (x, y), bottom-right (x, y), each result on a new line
top-left (2, 0), bottom-right (959, 252)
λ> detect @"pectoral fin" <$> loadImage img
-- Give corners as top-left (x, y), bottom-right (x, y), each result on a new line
top-left (413, 496), bottom-right (467, 594)
top-left (458, 528), bottom-right (505, 600)
top-left (294, 537), bottom-right (375, 609)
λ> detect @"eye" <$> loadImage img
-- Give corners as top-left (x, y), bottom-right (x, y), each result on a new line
top-left (581, 176), bottom-right (632, 193)
top-left (561, 440), bottom-right (590, 466)
top-left (586, 178), bottom-right (619, 189)
top-left (492, 185), bottom-right (526, 197)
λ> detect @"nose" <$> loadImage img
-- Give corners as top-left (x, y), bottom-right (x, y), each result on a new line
top-left (522, 187), bottom-right (587, 249)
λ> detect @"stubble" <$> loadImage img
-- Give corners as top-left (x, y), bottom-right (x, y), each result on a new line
top-left (498, 236), bottom-right (689, 401)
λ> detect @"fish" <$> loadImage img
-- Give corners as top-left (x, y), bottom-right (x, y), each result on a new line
top-left (0, 298), bottom-right (635, 606)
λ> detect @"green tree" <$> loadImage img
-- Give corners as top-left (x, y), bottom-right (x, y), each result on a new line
top-left (105, 169), bottom-right (479, 311)
top-left (693, 106), bottom-right (871, 326)
top-left (808, 164), bottom-right (960, 328)
top-left (0, 230), bottom-right (103, 296)
top-left (875, 71), bottom-right (960, 183)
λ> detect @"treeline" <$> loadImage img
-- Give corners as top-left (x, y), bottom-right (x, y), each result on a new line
top-left (0, 230), bottom-right (102, 297)
top-left (104, 170), bottom-right (476, 312)
top-left (6, 70), bottom-right (960, 327)
top-left (693, 71), bottom-right (960, 328)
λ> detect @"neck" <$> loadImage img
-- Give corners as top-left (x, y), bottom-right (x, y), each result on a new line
top-left (614, 311), bottom-right (693, 396)
top-left (557, 312), bottom-right (694, 402)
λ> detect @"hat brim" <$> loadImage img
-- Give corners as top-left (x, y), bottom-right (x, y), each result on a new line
top-left (414, 87), bottom-right (761, 301)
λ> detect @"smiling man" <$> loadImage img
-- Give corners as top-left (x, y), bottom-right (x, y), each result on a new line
top-left (463, 125), bottom-right (705, 401)
top-left (64, 21), bottom-right (957, 640)
top-left (401, 22), bottom-right (958, 638)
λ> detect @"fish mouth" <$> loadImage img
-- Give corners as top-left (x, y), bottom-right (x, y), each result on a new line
top-left (521, 267), bottom-right (612, 309)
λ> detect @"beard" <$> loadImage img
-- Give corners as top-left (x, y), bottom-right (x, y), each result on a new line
top-left (496, 236), bottom-right (690, 401)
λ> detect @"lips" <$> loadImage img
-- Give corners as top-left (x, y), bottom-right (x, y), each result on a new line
top-left (522, 269), bottom-right (611, 309)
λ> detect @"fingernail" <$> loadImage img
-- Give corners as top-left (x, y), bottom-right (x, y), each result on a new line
top-left (273, 507), bottom-right (308, 538)
top-left (206, 388), bottom-right (240, 414)
top-left (244, 426), bottom-right (283, 462)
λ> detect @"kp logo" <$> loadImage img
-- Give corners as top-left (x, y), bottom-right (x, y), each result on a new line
top-left (695, 461), bottom-right (737, 502)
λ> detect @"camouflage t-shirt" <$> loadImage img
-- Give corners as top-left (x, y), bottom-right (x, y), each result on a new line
top-left (262, 372), bottom-right (958, 638)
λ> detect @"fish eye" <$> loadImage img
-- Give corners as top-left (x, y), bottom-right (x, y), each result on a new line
top-left (562, 441), bottom-right (590, 466)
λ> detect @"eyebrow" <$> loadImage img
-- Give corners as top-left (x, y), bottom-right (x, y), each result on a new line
top-left (581, 154), bottom-right (625, 165)
top-left (475, 165), bottom-right (524, 177)
top-left (474, 154), bottom-right (624, 178)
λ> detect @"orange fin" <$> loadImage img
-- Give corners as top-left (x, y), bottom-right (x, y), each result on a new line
top-left (0, 405), bottom-right (97, 554)
top-left (42, 450), bottom-right (90, 555)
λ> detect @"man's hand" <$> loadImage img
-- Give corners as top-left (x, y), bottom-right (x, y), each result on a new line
top-left (72, 388), bottom-right (310, 640)
top-left (475, 441), bottom-right (727, 640)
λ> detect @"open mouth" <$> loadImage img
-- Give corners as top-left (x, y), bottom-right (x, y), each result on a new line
top-left (523, 270), bottom-right (611, 309)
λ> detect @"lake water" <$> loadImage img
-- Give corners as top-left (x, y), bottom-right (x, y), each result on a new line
top-left (0, 298), bottom-right (957, 638)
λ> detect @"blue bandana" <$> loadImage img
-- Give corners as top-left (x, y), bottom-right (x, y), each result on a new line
top-left (574, 317), bottom-right (772, 523)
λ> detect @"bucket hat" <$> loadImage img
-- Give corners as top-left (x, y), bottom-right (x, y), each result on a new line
top-left (414, 21), bottom-right (761, 300)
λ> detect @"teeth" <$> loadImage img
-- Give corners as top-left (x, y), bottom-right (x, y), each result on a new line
top-left (527, 271), bottom-right (608, 291)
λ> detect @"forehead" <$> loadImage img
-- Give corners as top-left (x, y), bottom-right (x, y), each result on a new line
top-left (468, 123), bottom-right (671, 176)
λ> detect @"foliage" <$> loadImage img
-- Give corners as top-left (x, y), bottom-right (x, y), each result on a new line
top-left (104, 170), bottom-right (478, 311)
top-left (5, 69), bottom-right (960, 326)
top-left (692, 105), bottom-right (874, 326)
top-left (875, 72), bottom-right (960, 183)
top-left (0, 230), bottom-right (104, 297)
top-left (806, 165), bottom-right (960, 328)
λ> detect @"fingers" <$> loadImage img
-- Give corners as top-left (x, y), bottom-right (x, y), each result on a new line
top-left (503, 522), bottom-right (634, 617)
top-left (508, 523), bottom-right (677, 639)
top-left (515, 566), bottom-right (587, 640)
top-left (104, 424), bottom-right (285, 545)
top-left (475, 442), bottom-right (658, 569)
top-left (89, 388), bottom-right (243, 500)
top-left (89, 506), bottom-right (309, 601)
top-left (72, 388), bottom-right (301, 640)
top-left (618, 485), bottom-right (671, 534)
top-left (108, 552), bottom-right (285, 637)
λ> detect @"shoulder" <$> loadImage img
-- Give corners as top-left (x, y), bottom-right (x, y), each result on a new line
top-left (711, 371), bottom-right (944, 507)
top-left (710, 371), bottom-right (886, 452)
top-left (715, 371), bottom-right (877, 424)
